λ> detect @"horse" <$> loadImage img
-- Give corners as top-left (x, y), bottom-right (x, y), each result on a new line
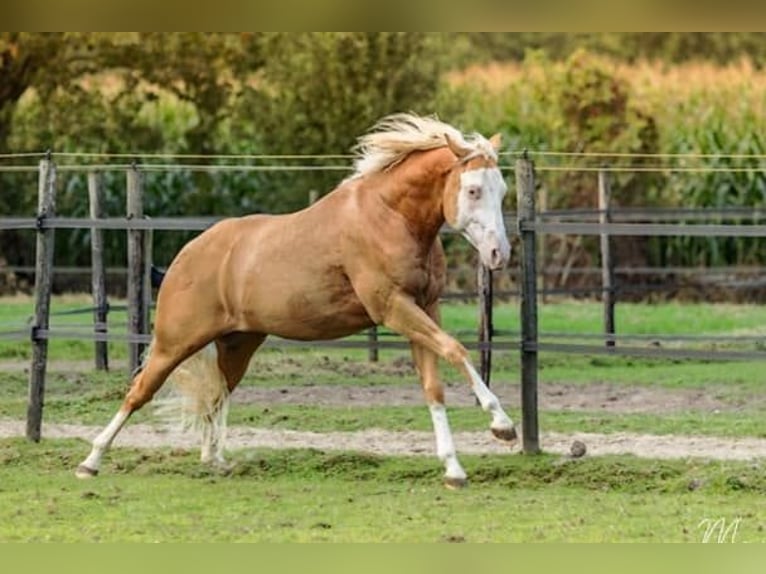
top-left (76, 113), bottom-right (515, 488)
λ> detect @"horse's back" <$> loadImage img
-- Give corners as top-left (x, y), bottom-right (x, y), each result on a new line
top-left (158, 200), bottom-right (371, 340)
top-left (156, 180), bottom-right (444, 342)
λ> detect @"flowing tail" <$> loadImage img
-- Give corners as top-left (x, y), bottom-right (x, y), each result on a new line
top-left (150, 342), bottom-right (230, 463)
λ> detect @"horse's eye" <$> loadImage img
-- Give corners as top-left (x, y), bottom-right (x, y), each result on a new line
top-left (467, 187), bottom-right (482, 200)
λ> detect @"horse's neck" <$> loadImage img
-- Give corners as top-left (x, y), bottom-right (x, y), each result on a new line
top-left (374, 152), bottom-right (451, 242)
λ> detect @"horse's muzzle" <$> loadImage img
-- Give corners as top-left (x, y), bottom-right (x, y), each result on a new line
top-left (480, 234), bottom-right (511, 271)
top-left (489, 247), bottom-right (509, 270)
top-left (464, 226), bottom-right (511, 270)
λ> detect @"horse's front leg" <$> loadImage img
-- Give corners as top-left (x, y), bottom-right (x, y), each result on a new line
top-left (385, 293), bottom-right (517, 447)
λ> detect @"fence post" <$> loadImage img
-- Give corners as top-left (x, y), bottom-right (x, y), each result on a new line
top-left (515, 152), bottom-right (540, 454)
top-left (538, 184), bottom-right (549, 304)
top-left (126, 164), bottom-right (148, 374)
top-left (88, 171), bottom-right (109, 371)
top-left (598, 169), bottom-right (616, 348)
top-left (27, 155), bottom-right (57, 442)
top-left (477, 264), bottom-right (493, 386)
top-left (144, 226), bottom-right (153, 335)
top-left (367, 327), bottom-right (379, 363)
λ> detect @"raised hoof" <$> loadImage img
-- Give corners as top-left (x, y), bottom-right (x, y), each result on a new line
top-left (491, 426), bottom-right (518, 444)
top-left (75, 464), bottom-right (99, 479)
top-left (443, 476), bottom-right (468, 490)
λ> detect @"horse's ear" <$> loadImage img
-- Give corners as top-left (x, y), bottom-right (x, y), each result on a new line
top-left (489, 133), bottom-right (502, 151)
top-left (445, 133), bottom-right (471, 159)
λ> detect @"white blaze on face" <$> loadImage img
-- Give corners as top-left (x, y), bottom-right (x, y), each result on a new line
top-left (455, 167), bottom-right (511, 270)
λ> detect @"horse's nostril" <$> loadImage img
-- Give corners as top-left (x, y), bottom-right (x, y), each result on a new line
top-left (487, 243), bottom-right (510, 269)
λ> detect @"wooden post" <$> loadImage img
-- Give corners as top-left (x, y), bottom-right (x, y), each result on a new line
top-left (27, 156), bottom-right (57, 441)
top-left (143, 226), bottom-right (154, 335)
top-left (538, 185), bottom-right (549, 303)
top-left (515, 153), bottom-right (540, 455)
top-left (126, 165), bottom-right (147, 374)
top-left (367, 327), bottom-right (379, 363)
top-left (88, 172), bottom-right (109, 371)
top-left (477, 264), bottom-right (493, 386)
top-left (598, 169), bottom-right (616, 348)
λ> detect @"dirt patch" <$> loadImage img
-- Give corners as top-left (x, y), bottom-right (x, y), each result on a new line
top-left (1, 358), bottom-right (760, 462)
top-left (1, 420), bottom-right (765, 462)
top-left (2, 357), bottom-right (748, 415)
top-left (233, 381), bottom-right (744, 415)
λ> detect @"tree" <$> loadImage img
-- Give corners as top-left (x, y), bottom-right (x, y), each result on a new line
top-left (243, 33), bottom-right (444, 211)
top-left (0, 33), bottom-right (104, 269)
top-left (113, 33), bottom-right (264, 155)
top-left (0, 33), bottom-right (95, 153)
top-left (1, 33), bottom-right (267, 271)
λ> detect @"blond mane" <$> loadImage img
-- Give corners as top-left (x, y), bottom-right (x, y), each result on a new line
top-left (351, 113), bottom-right (497, 178)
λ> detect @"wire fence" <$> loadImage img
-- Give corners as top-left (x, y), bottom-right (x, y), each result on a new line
top-left (2, 154), bottom-right (765, 357)
top-left (3, 149), bottom-right (766, 174)
top-left (4, 149), bottom-right (766, 160)
top-left (3, 152), bottom-right (766, 446)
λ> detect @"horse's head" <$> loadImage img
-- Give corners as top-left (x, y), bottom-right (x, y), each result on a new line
top-left (350, 113), bottom-right (511, 270)
top-left (442, 133), bottom-right (511, 271)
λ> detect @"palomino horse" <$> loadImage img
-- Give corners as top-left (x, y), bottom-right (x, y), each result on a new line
top-left (76, 113), bottom-right (515, 488)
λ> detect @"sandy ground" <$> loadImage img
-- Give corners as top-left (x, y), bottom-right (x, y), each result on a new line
top-left (2, 360), bottom-right (764, 462)
top-left (1, 419), bottom-right (765, 461)
top-left (6, 383), bottom-right (766, 460)
top-left (231, 380), bottom-right (748, 414)
top-left (3, 358), bottom-right (757, 414)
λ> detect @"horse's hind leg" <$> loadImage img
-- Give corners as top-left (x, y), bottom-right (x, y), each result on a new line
top-left (412, 341), bottom-right (467, 489)
top-left (216, 332), bottom-right (268, 393)
top-left (197, 332), bottom-right (266, 466)
top-left (76, 346), bottom-right (179, 478)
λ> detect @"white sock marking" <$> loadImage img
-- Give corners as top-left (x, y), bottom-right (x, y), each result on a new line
top-left (463, 359), bottom-right (514, 430)
top-left (429, 403), bottom-right (466, 480)
top-left (80, 409), bottom-right (130, 471)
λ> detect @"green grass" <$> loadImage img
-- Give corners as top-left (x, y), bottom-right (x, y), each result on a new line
top-left (2, 295), bottom-right (765, 542)
top-left (2, 296), bottom-right (765, 401)
top-left (209, 348), bottom-right (766, 393)
top-left (536, 354), bottom-right (765, 387)
top-left (3, 296), bottom-right (766, 362)
top-left (539, 301), bottom-right (766, 337)
top-left (1, 438), bottom-right (764, 542)
top-left (0, 295), bottom-right (131, 361)
top-left (0, 366), bottom-right (761, 438)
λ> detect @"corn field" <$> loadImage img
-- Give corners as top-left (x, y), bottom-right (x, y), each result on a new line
top-left (444, 53), bottom-right (766, 268)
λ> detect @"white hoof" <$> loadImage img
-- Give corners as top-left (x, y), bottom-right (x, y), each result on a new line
top-left (75, 464), bottom-right (99, 479)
